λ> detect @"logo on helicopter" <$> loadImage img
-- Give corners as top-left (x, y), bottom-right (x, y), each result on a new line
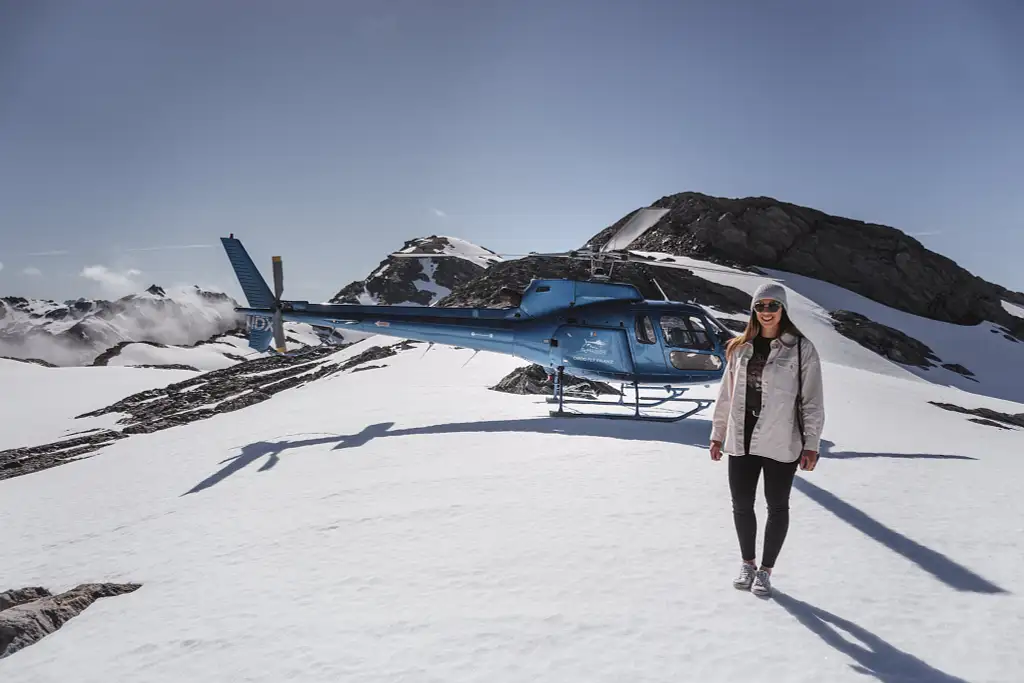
top-left (580, 336), bottom-right (609, 356)
top-left (247, 315), bottom-right (272, 332)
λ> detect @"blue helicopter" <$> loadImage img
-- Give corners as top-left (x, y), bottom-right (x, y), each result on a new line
top-left (220, 208), bottom-right (760, 421)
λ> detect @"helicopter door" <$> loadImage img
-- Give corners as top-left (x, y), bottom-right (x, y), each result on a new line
top-left (657, 313), bottom-right (723, 373)
top-left (550, 325), bottom-right (634, 378)
top-left (628, 313), bottom-right (668, 377)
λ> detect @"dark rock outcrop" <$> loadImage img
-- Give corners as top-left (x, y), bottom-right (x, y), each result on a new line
top-left (91, 340), bottom-right (168, 366)
top-left (586, 192), bottom-right (1024, 339)
top-left (940, 363), bottom-right (975, 378)
top-left (437, 255), bottom-right (751, 315)
top-left (0, 356), bottom-right (58, 368)
top-left (0, 588), bottom-right (50, 612)
top-left (830, 311), bottom-right (940, 368)
top-left (350, 364), bottom-right (387, 373)
top-left (0, 583), bottom-right (141, 659)
top-left (929, 402), bottom-right (1024, 429)
top-left (0, 342), bottom-right (414, 481)
top-left (969, 418), bottom-right (1013, 430)
top-left (0, 430), bottom-right (127, 480)
top-left (491, 364), bottom-right (620, 397)
top-left (829, 311), bottom-right (975, 379)
top-left (129, 363), bottom-right (200, 372)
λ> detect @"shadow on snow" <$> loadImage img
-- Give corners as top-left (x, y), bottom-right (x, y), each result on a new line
top-left (773, 591), bottom-right (970, 683)
top-left (793, 476), bottom-right (1004, 594)
top-left (182, 417), bottom-right (1004, 593)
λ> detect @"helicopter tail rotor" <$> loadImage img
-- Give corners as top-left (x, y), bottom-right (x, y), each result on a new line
top-left (220, 236), bottom-right (289, 353)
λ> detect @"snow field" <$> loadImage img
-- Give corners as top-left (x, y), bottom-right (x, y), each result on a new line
top-left (1, 335), bottom-right (1022, 681)
top-left (0, 359), bottom-right (196, 451)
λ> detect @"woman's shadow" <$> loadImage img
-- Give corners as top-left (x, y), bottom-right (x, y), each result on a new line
top-left (773, 591), bottom-right (969, 683)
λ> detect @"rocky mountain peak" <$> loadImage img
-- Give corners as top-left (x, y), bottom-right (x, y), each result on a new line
top-left (329, 235), bottom-right (501, 306)
top-left (585, 191), bottom-right (1024, 338)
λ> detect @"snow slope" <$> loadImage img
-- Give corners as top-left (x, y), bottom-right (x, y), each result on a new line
top-left (635, 251), bottom-right (1024, 404)
top-left (1, 329), bottom-right (1022, 681)
top-left (1004, 299), bottom-right (1024, 319)
top-left (96, 323), bottom-right (335, 372)
top-left (0, 359), bottom-right (195, 451)
top-left (395, 235), bottom-right (504, 269)
top-left (100, 341), bottom-right (250, 372)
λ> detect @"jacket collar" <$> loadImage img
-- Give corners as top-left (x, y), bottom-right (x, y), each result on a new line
top-left (736, 330), bottom-right (800, 356)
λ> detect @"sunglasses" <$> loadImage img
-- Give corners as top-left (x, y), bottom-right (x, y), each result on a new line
top-left (754, 301), bottom-right (782, 312)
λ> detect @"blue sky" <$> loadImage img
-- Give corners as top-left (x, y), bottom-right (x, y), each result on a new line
top-left (1, 0), bottom-right (1021, 303)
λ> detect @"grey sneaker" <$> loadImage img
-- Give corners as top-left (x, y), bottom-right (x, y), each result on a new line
top-left (751, 569), bottom-right (772, 598)
top-left (733, 563), bottom-right (757, 590)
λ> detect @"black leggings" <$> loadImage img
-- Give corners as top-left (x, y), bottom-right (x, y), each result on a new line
top-left (728, 454), bottom-right (799, 568)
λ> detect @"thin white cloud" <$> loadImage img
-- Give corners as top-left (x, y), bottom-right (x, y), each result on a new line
top-left (431, 208), bottom-right (447, 218)
top-left (907, 230), bottom-right (943, 237)
top-left (27, 249), bottom-right (69, 257)
top-left (80, 265), bottom-right (142, 294)
top-left (122, 244), bottom-right (213, 252)
top-left (23, 267), bottom-right (42, 276)
top-left (0, 261), bottom-right (4, 272)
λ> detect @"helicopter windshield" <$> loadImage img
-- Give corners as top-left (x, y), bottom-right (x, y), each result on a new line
top-left (659, 314), bottom-right (714, 351)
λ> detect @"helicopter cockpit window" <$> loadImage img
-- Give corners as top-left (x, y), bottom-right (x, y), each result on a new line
top-left (635, 315), bottom-right (657, 344)
top-left (686, 315), bottom-right (712, 349)
top-left (660, 315), bottom-right (714, 350)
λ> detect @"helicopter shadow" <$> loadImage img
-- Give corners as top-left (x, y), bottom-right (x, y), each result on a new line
top-left (183, 421), bottom-right (981, 497)
top-left (183, 416), bottom-right (1006, 592)
top-left (180, 418), bottom-right (713, 497)
top-left (329, 416), bottom-right (716, 450)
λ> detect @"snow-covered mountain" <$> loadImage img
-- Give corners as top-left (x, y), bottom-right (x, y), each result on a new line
top-left (586, 192), bottom-right (1024, 339)
top-left (0, 284), bottom-right (345, 370)
top-left (0, 235), bottom-right (500, 370)
top-left (329, 235), bottom-right (502, 306)
top-left (0, 285), bottom-right (245, 367)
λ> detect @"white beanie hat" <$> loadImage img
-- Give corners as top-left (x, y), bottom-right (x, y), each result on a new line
top-left (750, 282), bottom-right (788, 311)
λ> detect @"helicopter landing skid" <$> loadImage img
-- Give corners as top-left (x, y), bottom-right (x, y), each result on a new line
top-left (545, 370), bottom-right (714, 422)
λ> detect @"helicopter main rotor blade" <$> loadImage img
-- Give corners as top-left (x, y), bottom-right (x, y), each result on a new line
top-left (271, 255), bottom-right (286, 352)
top-left (272, 308), bottom-right (286, 353)
top-left (625, 251), bottom-right (781, 281)
top-left (272, 255), bottom-right (284, 300)
top-left (600, 207), bottom-right (669, 253)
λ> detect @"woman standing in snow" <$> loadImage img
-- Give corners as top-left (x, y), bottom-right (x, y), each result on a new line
top-left (709, 283), bottom-right (824, 598)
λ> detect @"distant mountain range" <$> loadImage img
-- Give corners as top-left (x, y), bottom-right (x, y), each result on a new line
top-left (3, 194), bottom-right (1021, 371)
top-left (0, 285), bottom-right (244, 367)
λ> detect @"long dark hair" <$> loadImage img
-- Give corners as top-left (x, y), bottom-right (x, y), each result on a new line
top-left (725, 307), bottom-right (804, 361)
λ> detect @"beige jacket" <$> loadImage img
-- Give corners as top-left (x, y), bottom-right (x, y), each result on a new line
top-left (711, 332), bottom-right (825, 462)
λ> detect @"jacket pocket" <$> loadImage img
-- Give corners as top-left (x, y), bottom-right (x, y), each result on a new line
top-left (769, 359), bottom-right (799, 396)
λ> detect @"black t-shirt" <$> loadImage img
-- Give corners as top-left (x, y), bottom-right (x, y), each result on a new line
top-left (743, 336), bottom-right (773, 455)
